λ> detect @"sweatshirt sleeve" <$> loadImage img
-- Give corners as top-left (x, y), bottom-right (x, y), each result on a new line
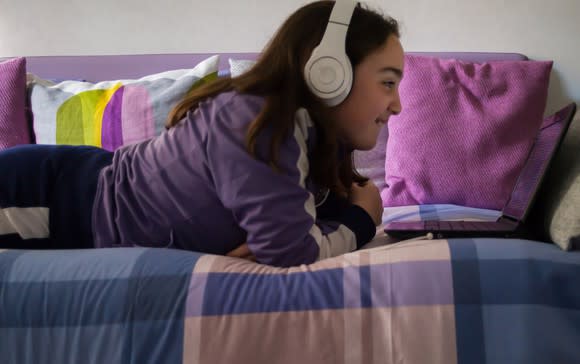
top-left (316, 190), bottom-right (376, 247)
top-left (206, 98), bottom-right (376, 267)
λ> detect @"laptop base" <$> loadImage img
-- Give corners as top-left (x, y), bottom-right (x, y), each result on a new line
top-left (384, 220), bottom-right (519, 240)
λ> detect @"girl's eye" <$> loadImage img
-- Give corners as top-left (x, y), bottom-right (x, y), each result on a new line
top-left (382, 81), bottom-right (397, 89)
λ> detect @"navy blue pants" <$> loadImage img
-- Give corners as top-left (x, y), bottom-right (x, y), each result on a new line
top-left (0, 145), bottom-right (113, 249)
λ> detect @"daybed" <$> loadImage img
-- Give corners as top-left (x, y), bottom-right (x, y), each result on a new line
top-left (0, 51), bottom-right (579, 364)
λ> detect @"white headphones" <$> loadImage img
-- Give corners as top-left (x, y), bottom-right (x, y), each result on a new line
top-left (304, 0), bottom-right (357, 107)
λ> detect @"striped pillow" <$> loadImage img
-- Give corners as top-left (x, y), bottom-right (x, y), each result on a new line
top-left (28, 55), bottom-right (219, 151)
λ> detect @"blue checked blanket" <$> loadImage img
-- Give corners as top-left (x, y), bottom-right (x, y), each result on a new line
top-left (1, 238), bottom-right (579, 364)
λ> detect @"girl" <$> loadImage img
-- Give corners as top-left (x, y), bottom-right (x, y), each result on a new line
top-left (0, 0), bottom-right (403, 267)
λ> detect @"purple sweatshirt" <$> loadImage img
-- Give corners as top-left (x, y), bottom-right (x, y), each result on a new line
top-left (92, 91), bottom-right (375, 266)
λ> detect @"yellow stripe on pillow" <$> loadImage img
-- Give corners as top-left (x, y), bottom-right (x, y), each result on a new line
top-left (56, 83), bottom-right (122, 147)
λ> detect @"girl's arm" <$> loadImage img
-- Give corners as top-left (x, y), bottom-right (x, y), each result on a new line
top-left (207, 99), bottom-right (376, 267)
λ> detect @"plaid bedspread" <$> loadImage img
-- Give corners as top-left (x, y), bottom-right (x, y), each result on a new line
top-left (1, 238), bottom-right (579, 364)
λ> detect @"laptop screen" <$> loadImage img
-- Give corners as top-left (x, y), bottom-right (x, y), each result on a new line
top-left (502, 103), bottom-right (576, 221)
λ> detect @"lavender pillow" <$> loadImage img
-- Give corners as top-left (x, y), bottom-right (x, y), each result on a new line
top-left (382, 55), bottom-right (552, 210)
top-left (0, 57), bottom-right (30, 150)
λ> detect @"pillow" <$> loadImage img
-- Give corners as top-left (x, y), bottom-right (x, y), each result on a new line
top-left (228, 58), bottom-right (256, 78)
top-left (382, 55), bottom-right (553, 210)
top-left (530, 110), bottom-right (580, 250)
top-left (0, 57), bottom-right (30, 150)
top-left (353, 126), bottom-right (388, 192)
top-left (28, 55), bottom-right (219, 151)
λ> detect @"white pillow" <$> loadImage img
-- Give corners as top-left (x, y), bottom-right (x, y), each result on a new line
top-left (228, 58), bottom-right (256, 77)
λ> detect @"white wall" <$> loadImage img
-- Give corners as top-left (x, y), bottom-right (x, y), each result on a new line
top-left (1, 0), bottom-right (578, 114)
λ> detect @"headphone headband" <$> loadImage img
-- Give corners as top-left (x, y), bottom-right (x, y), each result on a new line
top-left (329, 0), bottom-right (356, 26)
top-left (304, 0), bottom-right (357, 107)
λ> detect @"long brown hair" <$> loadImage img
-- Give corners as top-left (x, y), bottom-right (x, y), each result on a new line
top-left (166, 1), bottom-right (400, 197)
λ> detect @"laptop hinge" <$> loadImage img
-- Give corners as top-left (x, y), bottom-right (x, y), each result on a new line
top-left (498, 215), bottom-right (519, 224)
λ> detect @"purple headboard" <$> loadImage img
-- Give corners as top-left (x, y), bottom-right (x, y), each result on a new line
top-left (14, 51), bottom-right (529, 192)
top-left (20, 52), bottom-right (527, 82)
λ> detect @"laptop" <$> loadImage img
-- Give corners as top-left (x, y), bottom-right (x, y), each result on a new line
top-left (383, 102), bottom-right (577, 239)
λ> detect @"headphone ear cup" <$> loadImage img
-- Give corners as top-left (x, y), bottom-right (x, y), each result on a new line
top-left (303, 0), bottom-right (356, 106)
top-left (305, 50), bottom-right (353, 107)
top-left (308, 56), bottom-right (344, 94)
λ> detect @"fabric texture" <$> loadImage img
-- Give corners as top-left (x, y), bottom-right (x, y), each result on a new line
top-left (0, 145), bottom-right (113, 249)
top-left (532, 115), bottom-right (580, 250)
top-left (382, 55), bottom-right (553, 210)
top-left (353, 126), bottom-right (389, 192)
top-left (0, 57), bottom-right (30, 150)
top-left (28, 55), bottom-right (219, 151)
top-left (1, 238), bottom-right (580, 363)
top-left (228, 58), bottom-right (256, 77)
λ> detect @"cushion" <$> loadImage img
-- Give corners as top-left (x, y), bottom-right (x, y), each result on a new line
top-left (228, 58), bottom-right (256, 78)
top-left (532, 112), bottom-right (580, 250)
top-left (382, 55), bottom-right (553, 210)
top-left (28, 55), bottom-right (219, 151)
top-left (354, 126), bottom-right (389, 192)
top-left (0, 57), bottom-right (30, 150)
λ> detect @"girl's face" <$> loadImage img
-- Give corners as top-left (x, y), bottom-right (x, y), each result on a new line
top-left (331, 35), bottom-right (404, 150)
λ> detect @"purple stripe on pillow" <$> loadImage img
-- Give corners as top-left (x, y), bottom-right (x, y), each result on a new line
top-left (121, 85), bottom-right (154, 146)
top-left (102, 86), bottom-right (124, 151)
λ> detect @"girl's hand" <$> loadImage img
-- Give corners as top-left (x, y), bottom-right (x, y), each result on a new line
top-left (350, 182), bottom-right (383, 226)
top-left (226, 242), bottom-right (257, 262)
